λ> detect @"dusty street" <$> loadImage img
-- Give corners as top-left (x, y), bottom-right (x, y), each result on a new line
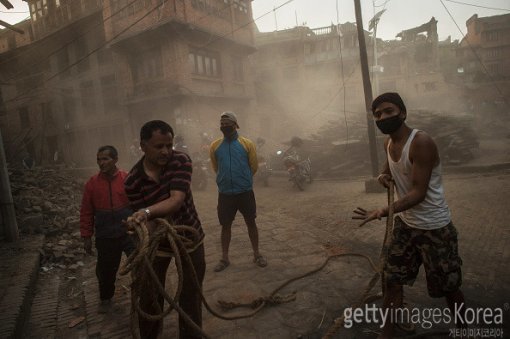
top-left (24, 170), bottom-right (510, 338)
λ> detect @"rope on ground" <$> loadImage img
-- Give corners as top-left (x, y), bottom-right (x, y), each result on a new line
top-left (119, 215), bottom-right (387, 338)
top-left (120, 183), bottom-right (406, 339)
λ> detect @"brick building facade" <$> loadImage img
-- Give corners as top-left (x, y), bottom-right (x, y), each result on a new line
top-left (455, 13), bottom-right (510, 113)
top-left (0, 0), bottom-right (125, 167)
top-left (0, 0), bottom-right (259, 168)
top-left (103, 0), bottom-right (257, 154)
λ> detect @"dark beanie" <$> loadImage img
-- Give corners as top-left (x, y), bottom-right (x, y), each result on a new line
top-left (372, 92), bottom-right (407, 113)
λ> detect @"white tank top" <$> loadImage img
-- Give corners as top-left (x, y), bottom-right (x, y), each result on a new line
top-left (388, 129), bottom-right (451, 230)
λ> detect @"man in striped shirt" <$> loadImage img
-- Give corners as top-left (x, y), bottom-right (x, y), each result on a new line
top-left (124, 120), bottom-right (205, 339)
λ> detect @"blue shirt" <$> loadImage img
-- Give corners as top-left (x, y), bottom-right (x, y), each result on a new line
top-left (209, 132), bottom-right (258, 194)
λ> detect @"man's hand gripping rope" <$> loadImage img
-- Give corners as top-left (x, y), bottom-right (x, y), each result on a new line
top-left (120, 215), bottom-right (208, 339)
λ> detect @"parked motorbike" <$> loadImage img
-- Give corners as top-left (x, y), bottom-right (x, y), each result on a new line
top-left (191, 153), bottom-right (209, 191)
top-left (256, 155), bottom-right (272, 186)
top-left (277, 150), bottom-right (312, 191)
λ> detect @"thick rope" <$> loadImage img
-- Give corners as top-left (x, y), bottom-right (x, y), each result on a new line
top-left (119, 216), bottom-right (385, 338)
top-left (120, 218), bottom-right (209, 338)
top-left (120, 186), bottom-right (406, 339)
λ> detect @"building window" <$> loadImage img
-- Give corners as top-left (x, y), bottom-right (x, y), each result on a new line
top-left (101, 75), bottom-right (118, 114)
top-left (19, 107), bottom-right (30, 127)
top-left (191, 0), bottom-right (231, 21)
top-left (131, 47), bottom-right (163, 84)
top-left (189, 48), bottom-right (221, 77)
top-left (30, 3), bottom-right (37, 21)
top-left (62, 88), bottom-right (75, 122)
top-left (74, 37), bottom-right (90, 73)
top-left (111, 0), bottom-right (152, 19)
top-left (486, 48), bottom-right (502, 58)
top-left (488, 63), bottom-right (500, 74)
top-left (232, 57), bottom-right (244, 81)
top-left (188, 53), bottom-right (195, 73)
top-left (56, 47), bottom-right (70, 78)
top-left (485, 31), bottom-right (499, 42)
top-left (41, 102), bottom-right (54, 124)
top-left (80, 81), bottom-right (95, 114)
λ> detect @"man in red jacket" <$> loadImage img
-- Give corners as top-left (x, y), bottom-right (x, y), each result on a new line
top-left (80, 145), bottom-right (134, 313)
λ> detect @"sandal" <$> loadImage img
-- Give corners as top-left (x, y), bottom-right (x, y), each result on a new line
top-left (214, 259), bottom-right (230, 272)
top-left (253, 255), bottom-right (267, 268)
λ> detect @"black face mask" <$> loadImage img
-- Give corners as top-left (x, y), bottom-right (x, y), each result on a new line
top-left (376, 115), bottom-right (404, 134)
top-left (220, 125), bottom-right (235, 137)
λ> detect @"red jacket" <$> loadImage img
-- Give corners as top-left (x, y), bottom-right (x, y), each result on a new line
top-left (80, 169), bottom-right (132, 238)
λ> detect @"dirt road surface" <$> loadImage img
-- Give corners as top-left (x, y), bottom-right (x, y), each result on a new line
top-left (25, 170), bottom-right (510, 338)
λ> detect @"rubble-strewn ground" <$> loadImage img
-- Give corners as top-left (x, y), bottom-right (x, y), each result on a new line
top-left (9, 167), bottom-right (88, 274)
top-left (18, 167), bottom-right (510, 339)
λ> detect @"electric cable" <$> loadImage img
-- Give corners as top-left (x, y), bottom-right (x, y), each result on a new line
top-left (444, 0), bottom-right (510, 12)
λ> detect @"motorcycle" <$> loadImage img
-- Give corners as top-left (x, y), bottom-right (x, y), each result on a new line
top-left (277, 150), bottom-right (312, 191)
top-left (256, 155), bottom-right (272, 186)
top-left (191, 153), bottom-right (209, 191)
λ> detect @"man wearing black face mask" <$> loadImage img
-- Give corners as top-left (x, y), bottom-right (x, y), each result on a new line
top-left (353, 93), bottom-right (466, 338)
top-left (209, 111), bottom-right (267, 272)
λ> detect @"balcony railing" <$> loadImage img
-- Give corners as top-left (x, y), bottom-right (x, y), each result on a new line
top-left (127, 78), bottom-right (179, 101)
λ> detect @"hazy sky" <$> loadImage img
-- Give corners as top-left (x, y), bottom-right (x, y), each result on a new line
top-left (252, 0), bottom-right (510, 41)
top-left (1, 0), bottom-right (509, 41)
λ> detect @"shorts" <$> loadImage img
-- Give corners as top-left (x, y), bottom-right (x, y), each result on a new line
top-left (217, 190), bottom-right (256, 226)
top-left (384, 216), bottom-right (463, 298)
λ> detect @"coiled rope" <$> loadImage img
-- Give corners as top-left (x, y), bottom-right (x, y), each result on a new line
top-left (120, 183), bottom-right (408, 338)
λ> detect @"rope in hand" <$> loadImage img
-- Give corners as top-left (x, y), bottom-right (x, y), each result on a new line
top-left (119, 218), bottom-right (207, 338)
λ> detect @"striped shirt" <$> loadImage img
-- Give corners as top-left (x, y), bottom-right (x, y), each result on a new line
top-left (124, 150), bottom-right (204, 243)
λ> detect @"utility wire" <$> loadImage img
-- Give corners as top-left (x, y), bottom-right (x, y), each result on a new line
top-left (439, 0), bottom-right (509, 105)
top-left (310, 59), bottom-right (361, 120)
top-left (336, 0), bottom-right (349, 148)
top-left (444, 0), bottom-right (510, 12)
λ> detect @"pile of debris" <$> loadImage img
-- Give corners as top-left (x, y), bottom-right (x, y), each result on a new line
top-left (9, 167), bottom-right (87, 270)
top-left (304, 110), bottom-right (479, 178)
top-left (409, 110), bottom-right (479, 165)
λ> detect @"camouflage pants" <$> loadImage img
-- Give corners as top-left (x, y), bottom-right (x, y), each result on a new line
top-left (385, 216), bottom-right (463, 298)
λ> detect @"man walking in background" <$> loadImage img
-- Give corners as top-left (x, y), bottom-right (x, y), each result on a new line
top-left (80, 145), bottom-right (134, 313)
top-left (210, 111), bottom-right (267, 272)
